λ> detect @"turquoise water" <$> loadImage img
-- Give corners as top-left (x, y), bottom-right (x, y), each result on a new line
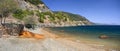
top-left (48, 25), bottom-right (120, 49)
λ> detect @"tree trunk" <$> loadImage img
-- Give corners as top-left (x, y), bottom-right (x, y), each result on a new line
top-left (0, 17), bottom-right (2, 25)
top-left (1, 14), bottom-right (4, 36)
top-left (1, 14), bottom-right (3, 26)
top-left (3, 16), bottom-right (6, 24)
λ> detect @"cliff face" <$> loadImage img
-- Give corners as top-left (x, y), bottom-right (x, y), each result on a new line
top-left (16, 0), bottom-right (50, 12)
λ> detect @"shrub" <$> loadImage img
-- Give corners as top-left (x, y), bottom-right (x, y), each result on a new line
top-left (13, 9), bottom-right (26, 20)
top-left (13, 9), bottom-right (34, 20)
top-left (36, 11), bottom-right (71, 23)
top-left (23, 16), bottom-right (36, 25)
top-left (36, 12), bottom-right (45, 23)
top-left (26, 0), bottom-right (44, 5)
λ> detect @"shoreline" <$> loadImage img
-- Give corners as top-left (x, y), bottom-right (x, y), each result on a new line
top-left (42, 28), bottom-right (120, 51)
top-left (42, 28), bottom-right (107, 51)
top-left (0, 28), bottom-right (119, 51)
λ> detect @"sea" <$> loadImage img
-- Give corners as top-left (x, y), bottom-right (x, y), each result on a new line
top-left (47, 25), bottom-right (120, 50)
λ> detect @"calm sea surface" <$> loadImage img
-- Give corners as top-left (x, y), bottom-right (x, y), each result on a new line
top-left (47, 25), bottom-right (120, 49)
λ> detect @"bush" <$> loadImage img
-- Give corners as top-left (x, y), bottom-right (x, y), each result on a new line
top-left (13, 9), bottom-right (26, 20)
top-left (36, 12), bottom-right (44, 23)
top-left (13, 9), bottom-right (34, 20)
top-left (38, 14), bottom-right (45, 23)
top-left (26, 0), bottom-right (44, 5)
top-left (23, 10), bottom-right (34, 15)
top-left (23, 16), bottom-right (36, 24)
top-left (54, 12), bottom-right (70, 22)
top-left (36, 11), bottom-right (71, 23)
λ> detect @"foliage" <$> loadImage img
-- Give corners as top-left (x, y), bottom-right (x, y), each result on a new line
top-left (23, 10), bottom-right (34, 15)
top-left (36, 11), bottom-right (71, 23)
top-left (0, 0), bottom-right (18, 24)
top-left (36, 11), bottom-right (55, 23)
top-left (26, 0), bottom-right (44, 5)
top-left (23, 16), bottom-right (36, 25)
top-left (0, 0), bottom-right (18, 14)
top-left (13, 9), bottom-right (25, 20)
top-left (41, 12), bottom-right (55, 22)
top-left (53, 11), bottom-right (88, 21)
top-left (36, 12), bottom-right (45, 23)
top-left (13, 9), bottom-right (34, 20)
top-left (54, 11), bottom-right (70, 22)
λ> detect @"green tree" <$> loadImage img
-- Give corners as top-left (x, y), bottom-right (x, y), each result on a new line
top-left (0, 0), bottom-right (18, 25)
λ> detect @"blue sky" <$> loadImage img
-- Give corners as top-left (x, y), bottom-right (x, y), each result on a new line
top-left (42, 0), bottom-right (120, 25)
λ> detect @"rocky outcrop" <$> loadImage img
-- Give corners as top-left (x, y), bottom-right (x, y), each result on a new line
top-left (16, 0), bottom-right (51, 12)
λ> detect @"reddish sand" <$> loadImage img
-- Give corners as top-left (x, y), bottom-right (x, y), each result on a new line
top-left (19, 31), bottom-right (44, 39)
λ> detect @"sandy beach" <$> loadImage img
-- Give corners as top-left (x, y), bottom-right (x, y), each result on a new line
top-left (0, 28), bottom-right (116, 51)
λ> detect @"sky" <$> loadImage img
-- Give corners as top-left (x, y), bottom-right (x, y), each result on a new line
top-left (42, 0), bottom-right (120, 25)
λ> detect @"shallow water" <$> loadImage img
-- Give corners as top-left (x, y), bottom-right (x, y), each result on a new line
top-left (47, 25), bottom-right (120, 50)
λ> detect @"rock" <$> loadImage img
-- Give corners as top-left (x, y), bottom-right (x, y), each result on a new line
top-left (16, 0), bottom-right (51, 12)
top-left (99, 35), bottom-right (109, 39)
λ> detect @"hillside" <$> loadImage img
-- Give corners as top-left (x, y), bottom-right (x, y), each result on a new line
top-left (0, 0), bottom-right (93, 26)
top-left (16, 0), bottom-right (51, 12)
top-left (53, 11), bottom-right (88, 21)
top-left (53, 11), bottom-right (93, 25)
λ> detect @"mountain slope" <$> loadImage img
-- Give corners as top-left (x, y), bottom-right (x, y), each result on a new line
top-left (16, 0), bottom-right (51, 12)
top-left (2, 0), bottom-right (93, 26)
top-left (53, 11), bottom-right (88, 21)
top-left (53, 11), bottom-right (93, 25)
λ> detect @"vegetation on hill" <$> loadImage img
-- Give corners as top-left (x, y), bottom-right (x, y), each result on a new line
top-left (36, 11), bottom-right (70, 23)
top-left (13, 9), bottom-right (34, 20)
top-left (36, 11), bottom-right (46, 23)
top-left (0, 0), bottom-right (91, 25)
top-left (23, 16), bottom-right (37, 25)
top-left (12, 9), bottom-right (37, 24)
top-left (53, 11), bottom-right (89, 21)
top-left (12, 10), bottom-right (90, 24)
top-left (25, 0), bottom-right (44, 5)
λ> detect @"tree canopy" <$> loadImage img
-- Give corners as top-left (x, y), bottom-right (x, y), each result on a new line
top-left (0, 0), bottom-right (18, 15)
top-left (0, 0), bottom-right (18, 24)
